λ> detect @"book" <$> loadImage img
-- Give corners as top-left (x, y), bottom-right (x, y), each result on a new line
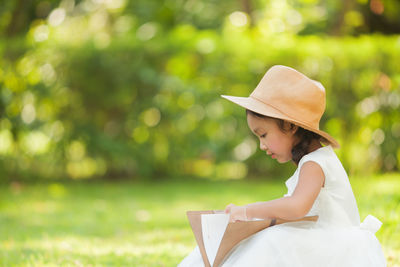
top-left (186, 210), bottom-right (318, 267)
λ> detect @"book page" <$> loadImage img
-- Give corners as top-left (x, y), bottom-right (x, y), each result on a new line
top-left (201, 214), bottom-right (230, 266)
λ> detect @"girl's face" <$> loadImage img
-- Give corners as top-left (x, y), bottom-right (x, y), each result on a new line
top-left (247, 113), bottom-right (299, 163)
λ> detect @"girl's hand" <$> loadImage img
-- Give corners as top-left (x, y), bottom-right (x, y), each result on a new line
top-left (224, 203), bottom-right (248, 223)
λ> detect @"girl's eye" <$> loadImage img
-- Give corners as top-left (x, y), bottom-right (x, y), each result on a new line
top-left (260, 134), bottom-right (266, 138)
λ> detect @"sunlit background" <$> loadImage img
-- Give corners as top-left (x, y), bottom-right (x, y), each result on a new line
top-left (0, 0), bottom-right (399, 181)
top-left (0, 0), bottom-right (399, 266)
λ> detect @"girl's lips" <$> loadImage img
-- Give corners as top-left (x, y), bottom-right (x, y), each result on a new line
top-left (266, 151), bottom-right (276, 159)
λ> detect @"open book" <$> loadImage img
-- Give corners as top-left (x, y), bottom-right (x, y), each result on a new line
top-left (186, 210), bottom-right (318, 267)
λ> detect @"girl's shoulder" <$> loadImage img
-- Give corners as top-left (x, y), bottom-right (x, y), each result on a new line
top-left (299, 145), bottom-right (334, 166)
top-left (298, 145), bottom-right (349, 187)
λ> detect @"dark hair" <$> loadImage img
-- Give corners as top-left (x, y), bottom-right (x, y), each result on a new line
top-left (246, 109), bottom-right (327, 165)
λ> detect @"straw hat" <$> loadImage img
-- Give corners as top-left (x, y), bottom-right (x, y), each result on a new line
top-left (221, 65), bottom-right (340, 148)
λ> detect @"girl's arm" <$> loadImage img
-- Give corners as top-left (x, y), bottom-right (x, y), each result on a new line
top-left (226, 161), bottom-right (325, 222)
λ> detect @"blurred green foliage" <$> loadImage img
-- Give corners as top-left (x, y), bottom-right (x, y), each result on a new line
top-left (0, 0), bottom-right (399, 181)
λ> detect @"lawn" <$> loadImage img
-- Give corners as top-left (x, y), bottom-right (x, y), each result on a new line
top-left (0, 173), bottom-right (399, 266)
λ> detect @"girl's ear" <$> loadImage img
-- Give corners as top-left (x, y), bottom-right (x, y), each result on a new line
top-left (282, 120), bottom-right (299, 135)
top-left (289, 123), bottom-right (299, 135)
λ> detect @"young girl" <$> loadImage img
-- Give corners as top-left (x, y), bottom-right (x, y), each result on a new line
top-left (178, 65), bottom-right (386, 266)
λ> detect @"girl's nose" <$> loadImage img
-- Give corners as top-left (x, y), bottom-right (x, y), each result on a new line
top-left (260, 143), bottom-right (267, 151)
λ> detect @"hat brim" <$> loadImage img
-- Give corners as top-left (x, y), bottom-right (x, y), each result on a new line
top-left (221, 95), bottom-right (340, 149)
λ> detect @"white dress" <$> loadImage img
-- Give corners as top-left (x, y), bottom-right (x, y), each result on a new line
top-left (178, 145), bottom-right (387, 267)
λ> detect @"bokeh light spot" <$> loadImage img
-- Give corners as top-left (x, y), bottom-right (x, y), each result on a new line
top-left (216, 161), bottom-right (248, 180)
top-left (34, 25), bottom-right (49, 42)
top-left (143, 108), bottom-right (161, 127)
top-left (21, 131), bottom-right (51, 155)
top-left (234, 138), bottom-right (257, 161)
top-left (196, 38), bottom-right (215, 54)
top-left (229, 11), bottom-right (248, 27)
top-left (67, 141), bottom-right (86, 161)
top-left (133, 127), bottom-right (149, 143)
top-left (136, 22), bottom-right (157, 41)
top-left (48, 8), bottom-right (66, 27)
top-left (21, 104), bottom-right (36, 124)
top-left (0, 129), bottom-right (14, 155)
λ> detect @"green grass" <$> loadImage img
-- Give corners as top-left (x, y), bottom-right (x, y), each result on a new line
top-left (0, 173), bottom-right (399, 266)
